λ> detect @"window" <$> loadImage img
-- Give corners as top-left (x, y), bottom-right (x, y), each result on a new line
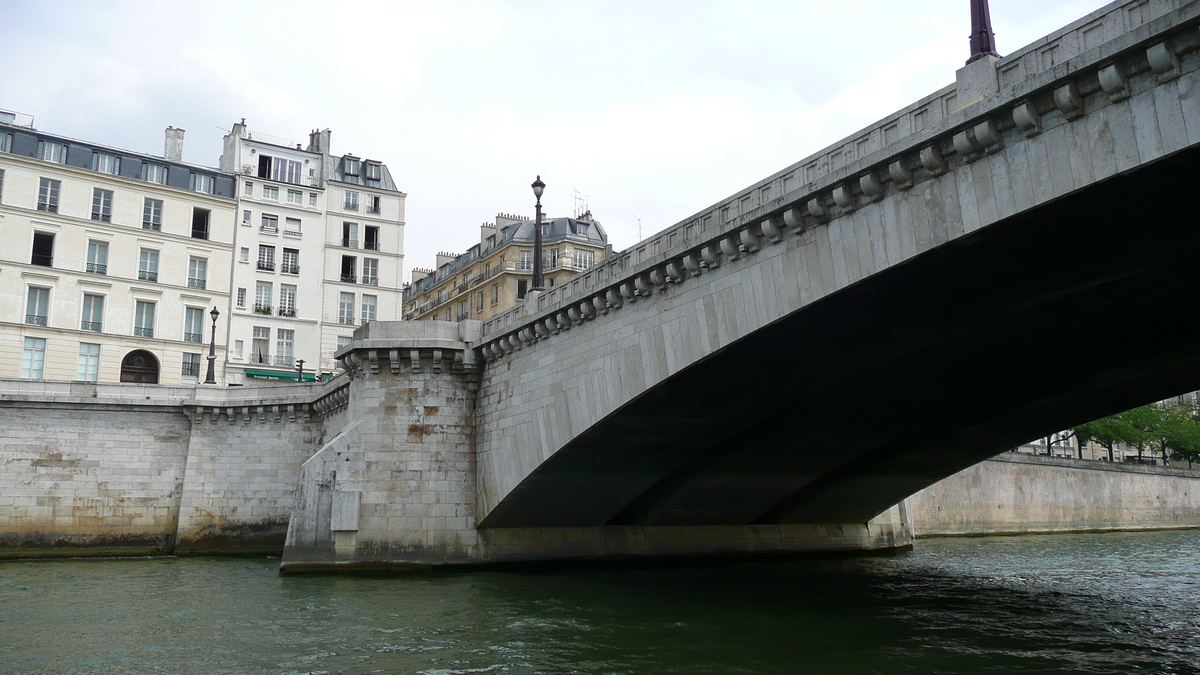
top-left (255, 282), bottom-right (272, 314)
top-left (337, 335), bottom-right (352, 351)
top-left (91, 188), bottom-right (113, 222)
top-left (263, 185), bottom-right (279, 200)
top-left (181, 353), bottom-right (201, 378)
top-left (184, 307), bottom-right (204, 343)
top-left (0, 168), bottom-right (4, 199)
top-left (232, 340), bottom-right (243, 359)
top-left (340, 255), bottom-right (357, 283)
top-left (38, 140), bottom-right (66, 163)
top-left (143, 198), bottom-right (163, 231)
top-left (252, 327), bottom-right (271, 364)
top-left (77, 343), bottom-right (100, 381)
top-left (338, 292), bottom-right (355, 324)
top-left (342, 222), bottom-right (358, 248)
top-left (26, 287), bottom-right (49, 325)
top-left (344, 191), bottom-right (359, 211)
top-left (239, 247), bottom-right (249, 263)
top-left (362, 258), bottom-right (378, 286)
top-left (344, 157), bottom-right (360, 176)
top-left (257, 245), bottom-right (275, 271)
top-left (37, 178), bottom-right (60, 212)
top-left (477, 291), bottom-right (484, 313)
top-left (0, 132), bottom-right (11, 153)
top-left (191, 208), bottom-right (210, 239)
top-left (190, 173), bottom-right (214, 194)
top-left (362, 295), bottom-right (377, 323)
top-left (86, 241), bottom-right (108, 275)
top-left (31, 231), bottom-right (54, 266)
top-left (138, 249), bottom-right (159, 282)
top-left (134, 301), bottom-right (155, 337)
top-left (81, 294), bottom-right (104, 332)
top-left (364, 225), bottom-right (379, 250)
top-left (188, 257), bottom-right (207, 289)
top-left (573, 249), bottom-right (595, 269)
top-left (284, 217), bottom-right (302, 237)
top-left (281, 248), bottom-right (299, 275)
top-left (244, 181), bottom-right (253, 196)
top-left (520, 250), bottom-right (532, 271)
top-left (242, 210), bottom-right (251, 225)
top-left (21, 338), bottom-right (46, 379)
top-left (457, 300), bottom-right (467, 321)
top-left (276, 329), bottom-right (294, 366)
top-left (366, 194), bottom-right (381, 214)
top-left (236, 288), bottom-right (246, 308)
top-left (308, 193), bottom-right (317, 206)
top-left (287, 189), bottom-right (302, 204)
top-left (517, 279), bottom-right (528, 300)
top-left (491, 283), bottom-right (499, 305)
top-left (365, 163), bottom-right (382, 183)
top-left (261, 214), bottom-right (278, 233)
top-left (92, 152), bottom-right (120, 175)
top-left (142, 163), bottom-right (168, 184)
top-left (279, 285), bottom-right (297, 317)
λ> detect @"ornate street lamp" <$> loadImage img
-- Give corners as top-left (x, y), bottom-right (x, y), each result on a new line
top-left (204, 306), bottom-right (220, 385)
top-left (968, 0), bottom-right (1000, 63)
top-left (531, 175), bottom-right (545, 292)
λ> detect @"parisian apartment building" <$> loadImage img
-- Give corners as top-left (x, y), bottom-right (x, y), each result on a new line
top-left (402, 211), bottom-right (609, 323)
top-left (0, 109), bottom-right (406, 386)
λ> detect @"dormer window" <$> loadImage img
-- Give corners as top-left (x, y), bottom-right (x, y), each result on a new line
top-left (344, 157), bottom-right (360, 177)
top-left (364, 162), bottom-right (381, 182)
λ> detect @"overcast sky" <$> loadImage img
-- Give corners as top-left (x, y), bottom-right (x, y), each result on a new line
top-left (1, 0), bottom-right (1110, 279)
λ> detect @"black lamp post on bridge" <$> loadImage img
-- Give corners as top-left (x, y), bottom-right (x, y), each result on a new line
top-left (968, 0), bottom-right (1000, 63)
top-left (531, 175), bottom-right (545, 292)
top-left (204, 306), bottom-right (219, 385)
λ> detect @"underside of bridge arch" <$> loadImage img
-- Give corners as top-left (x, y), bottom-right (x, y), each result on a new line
top-left (479, 145), bottom-right (1200, 529)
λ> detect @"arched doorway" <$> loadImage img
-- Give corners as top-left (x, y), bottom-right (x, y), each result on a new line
top-left (120, 350), bottom-right (159, 384)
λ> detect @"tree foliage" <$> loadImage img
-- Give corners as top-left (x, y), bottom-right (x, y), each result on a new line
top-left (1072, 401), bottom-right (1200, 466)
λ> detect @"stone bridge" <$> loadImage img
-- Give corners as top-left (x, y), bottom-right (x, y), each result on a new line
top-left (281, 0), bottom-right (1200, 570)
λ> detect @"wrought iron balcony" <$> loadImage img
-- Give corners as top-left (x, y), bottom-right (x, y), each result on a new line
top-left (184, 332), bottom-right (203, 343)
top-left (86, 262), bottom-right (107, 275)
top-left (25, 314), bottom-right (47, 326)
top-left (134, 327), bottom-right (154, 337)
top-left (81, 321), bottom-right (102, 332)
top-left (187, 278), bottom-right (206, 289)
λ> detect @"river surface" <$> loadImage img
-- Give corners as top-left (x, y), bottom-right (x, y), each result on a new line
top-left (2, 530), bottom-right (1199, 674)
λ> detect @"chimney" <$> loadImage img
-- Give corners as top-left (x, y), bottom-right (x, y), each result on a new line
top-left (435, 251), bottom-right (459, 268)
top-left (411, 268), bottom-right (433, 283)
top-left (307, 128), bottom-right (331, 154)
top-left (480, 222), bottom-right (497, 247)
top-left (164, 126), bottom-right (185, 163)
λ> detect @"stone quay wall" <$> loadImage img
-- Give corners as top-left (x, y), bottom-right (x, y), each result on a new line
top-left (911, 453), bottom-right (1200, 537)
top-left (0, 377), bottom-right (349, 557)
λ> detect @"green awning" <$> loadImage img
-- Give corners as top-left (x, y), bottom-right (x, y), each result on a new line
top-left (243, 369), bottom-right (329, 382)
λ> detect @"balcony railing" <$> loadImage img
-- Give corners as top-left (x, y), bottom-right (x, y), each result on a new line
top-left (81, 321), bottom-right (101, 332)
top-left (456, 312), bottom-right (470, 321)
top-left (274, 355), bottom-right (295, 367)
top-left (338, 316), bottom-right (355, 325)
top-left (138, 270), bottom-right (158, 282)
top-left (366, 205), bottom-right (381, 214)
top-left (364, 239), bottom-right (380, 250)
top-left (340, 274), bottom-right (356, 283)
top-left (283, 228), bottom-right (302, 237)
top-left (134, 327), bottom-right (154, 338)
top-left (25, 314), bottom-right (47, 326)
top-left (142, 222), bottom-right (161, 231)
top-left (91, 213), bottom-right (111, 223)
top-left (341, 238), bottom-right (359, 249)
top-left (344, 202), bottom-right (358, 211)
top-left (184, 332), bottom-right (203, 343)
top-left (278, 308), bottom-right (296, 318)
top-left (181, 362), bottom-right (200, 377)
top-left (37, 202), bottom-right (57, 213)
top-left (257, 262), bottom-right (275, 271)
top-left (86, 262), bottom-right (107, 275)
top-left (281, 264), bottom-right (300, 275)
top-left (253, 304), bottom-right (272, 315)
top-left (363, 276), bottom-right (379, 286)
top-left (187, 278), bottom-right (206, 289)
top-left (31, 254), bottom-right (53, 267)
top-left (260, 224), bottom-right (278, 234)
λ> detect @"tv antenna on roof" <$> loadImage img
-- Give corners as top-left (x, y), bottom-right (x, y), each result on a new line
top-left (572, 187), bottom-right (590, 218)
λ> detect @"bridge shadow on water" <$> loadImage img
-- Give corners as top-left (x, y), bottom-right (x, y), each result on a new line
top-left (489, 145), bottom-right (1200, 529)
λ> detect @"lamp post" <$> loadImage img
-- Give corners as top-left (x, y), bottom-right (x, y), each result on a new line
top-left (968, 0), bottom-right (1000, 63)
top-left (296, 358), bottom-right (305, 382)
top-left (531, 175), bottom-right (545, 292)
top-left (204, 306), bottom-right (219, 385)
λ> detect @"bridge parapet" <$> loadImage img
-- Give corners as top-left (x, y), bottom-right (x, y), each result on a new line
top-left (478, 0), bottom-right (1200, 361)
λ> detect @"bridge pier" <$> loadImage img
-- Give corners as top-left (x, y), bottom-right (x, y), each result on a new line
top-left (280, 321), bottom-right (913, 572)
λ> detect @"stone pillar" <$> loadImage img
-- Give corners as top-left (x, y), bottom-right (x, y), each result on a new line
top-left (281, 321), bottom-right (482, 572)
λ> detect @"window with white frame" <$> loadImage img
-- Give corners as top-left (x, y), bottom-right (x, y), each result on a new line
top-left (182, 353), bottom-right (201, 378)
top-left (77, 343), bottom-right (100, 381)
top-left (520, 250), bottom-right (532, 271)
top-left (263, 185), bottom-right (279, 200)
top-left (252, 326), bottom-right (270, 364)
top-left (366, 194), bottom-right (381, 214)
top-left (239, 247), bottom-right (249, 263)
top-left (26, 287), bottom-right (49, 325)
top-left (261, 214), bottom-right (278, 233)
top-left (257, 245), bottom-right (275, 271)
top-left (134, 301), bottom-right (155, 337)
top-left (37, 178), bottom-right (60, 212)
top-left (242, 209), bottom-right (251, 225)
top-left (491, 283), bottom-right (499, 305)
top-left (284, 217), bottom-right (301, 236)
top-left (244, 181), bottom-right (253, 196)
top-left (276, 329), bottom-right (294, 366)
top-left (91, 188), bottom-right (113, 222)
top-left (365, 162), bottom-right (382, 182)
top-left (21, 337), bottom-right (46, 378)
top-left (92, 152), bottom-right (120, 175)
top-left (573, 249), bottom-right (596, 269)
top-left (337, 335), bottom-right (352, 351)
top-left (236, 288), bottom-right (246, 308)
top-left (344, 157), bottom-right (360, 176)
top-left (138, 249), bottom-right (159, 282)
top-left (344, 190), bottom-right (359, 211)
top-left (0, 132), bottom-right (12, 153)
top-left (188, 257), bottom-right (207, 289)
top-left (81, 294), bottom-right (104, 332)
top-left (287, 189), bottom-right (302, 204)
top-left (308, 193), bottom-right (317, 206)
top-left (232, 340), bottom-right (244, 359)
top-left (190, 172), bottom-right (214, 194)
top-left (143, 198), bottom-right (163, 230)
top-left (279, 285), bottom-right (296, 317)
top-left (184, 307), bottom-right (204, 343)
top-left (361, 294), bottom-right (377, 323)
top-left (142, 163), bottom-right (168, 184)
top-left (255, 282), bottom-right (272, 313)
top-left (38, 140), bottom-right (66, 163)
top-left (362, 258), bottom-right (378, 286)
top-left (477, 291), bottom-right (484, 313)
top-left (281, 248), bottom-right (299, 275)
top-left (338, 292), bottom-right (355, 324)
top-left (86, 240), bottom-right (108, 275)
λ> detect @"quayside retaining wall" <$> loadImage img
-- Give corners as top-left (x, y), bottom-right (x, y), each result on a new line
top-left (910, 453), bottom-right (1200, 537)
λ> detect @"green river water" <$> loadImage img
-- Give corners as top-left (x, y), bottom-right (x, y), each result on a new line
top-left (2, 530), bottom-right (1199, 674)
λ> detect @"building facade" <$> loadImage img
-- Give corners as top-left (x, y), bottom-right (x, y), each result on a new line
top-left (403, 212), bottom-right (608, 322)
top-left (0, 112), bottom-right (235, 385)
top-left (217, 123), bottom-right (406, 383)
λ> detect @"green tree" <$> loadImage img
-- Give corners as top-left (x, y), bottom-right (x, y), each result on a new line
top-left (1074, 410), bottom-right (1146, 462)
top-left (1154, 402), bottom-right (1200, 467)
